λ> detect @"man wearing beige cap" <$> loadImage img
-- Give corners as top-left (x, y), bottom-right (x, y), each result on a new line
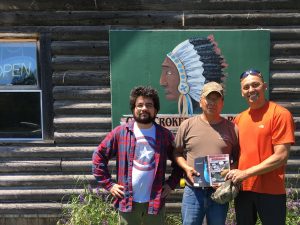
top-left (174, 81), bottom-right (239, 225)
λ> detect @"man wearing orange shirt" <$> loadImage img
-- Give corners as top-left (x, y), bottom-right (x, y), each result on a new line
top-left (226, 69), bottom-right (295, 225)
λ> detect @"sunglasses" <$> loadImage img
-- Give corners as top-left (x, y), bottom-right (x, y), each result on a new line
top-left (240, 69), bottom-right (264, 81)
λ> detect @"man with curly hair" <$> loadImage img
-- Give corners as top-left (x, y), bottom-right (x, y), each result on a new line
top-left (93, 86), bottom-right (182, 225)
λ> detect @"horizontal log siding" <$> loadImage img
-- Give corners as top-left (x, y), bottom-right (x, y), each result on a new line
top-left (0, 0), bottom-right (299, 11)
top-left (0, 11), bottom-right (300, 27)
top-left (0, 2), bottom-right (299, 224)
top-left (52, 71), bottom-right (110, 86)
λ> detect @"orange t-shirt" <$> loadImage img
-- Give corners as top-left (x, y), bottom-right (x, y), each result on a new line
top-left (234, 101), bottom-right (295, 194)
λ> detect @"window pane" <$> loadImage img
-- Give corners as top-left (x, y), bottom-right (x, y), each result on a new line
top-left (0, 92), bottom-right (42, 139)
top-left (0, 42), bottom-right (38, 86)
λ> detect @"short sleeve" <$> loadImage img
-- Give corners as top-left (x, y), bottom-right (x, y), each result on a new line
top-left (272, 108), bottom-right (295, 145)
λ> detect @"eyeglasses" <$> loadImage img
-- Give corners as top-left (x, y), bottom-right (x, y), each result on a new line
top-left (240, 69), bottom-right (264, 81)
top-left (135, 103), bottom-right (154, 110)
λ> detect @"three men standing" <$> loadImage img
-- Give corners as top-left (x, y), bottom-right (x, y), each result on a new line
top-left (93, 69), bottom-right (295, 225)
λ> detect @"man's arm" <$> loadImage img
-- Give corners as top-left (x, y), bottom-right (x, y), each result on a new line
top-left (173, 149), bottom-right (199, 184)
top-left (164, 131), bottom-right (183, 190)
top-left (226, 143), bottom-right (291, 184)
top-left (162, 130), bottom-right (184, 198)
top-left (230, 123), bottom-right (240, 170)
top-left (92, 128), bottom-right (124, 198)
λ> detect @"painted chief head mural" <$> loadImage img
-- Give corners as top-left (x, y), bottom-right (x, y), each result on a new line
top-left (160, 35), bottom-right (227, 116)
top-left (110, 30), bottom-right (270, 128)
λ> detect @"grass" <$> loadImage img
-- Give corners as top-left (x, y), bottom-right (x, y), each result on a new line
top-left (57, 185), bottom-right (300, 225)
top-left (57, 185), bottom-right (118, 225)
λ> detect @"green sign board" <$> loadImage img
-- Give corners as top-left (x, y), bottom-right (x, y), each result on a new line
top-left (110, 30), bottom-right (270, 128)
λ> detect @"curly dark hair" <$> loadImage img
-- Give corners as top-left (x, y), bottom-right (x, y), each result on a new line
top-left (129, 86), bottom-right (160, 113)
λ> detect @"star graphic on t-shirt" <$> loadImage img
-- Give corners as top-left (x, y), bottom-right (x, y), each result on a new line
top-left (139, 146), bottom-right (152, 160)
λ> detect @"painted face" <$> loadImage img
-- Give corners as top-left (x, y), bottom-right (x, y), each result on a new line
top-left (240, 75), bottom-right (267, 106)
top-left (160, 57), bottom-right (180, 101)
top-left (200, 92), bottom-right (224, 116)
top-left (133, 96), bottom-right (157, 124)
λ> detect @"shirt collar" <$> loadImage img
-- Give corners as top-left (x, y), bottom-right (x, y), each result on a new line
top-left (126, 120), bottom-right (158, 132)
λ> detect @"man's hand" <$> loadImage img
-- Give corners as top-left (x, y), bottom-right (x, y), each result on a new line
top-left (184, 166), bottom-right (200, 184)
top-left (225, 169), bottom-right (248, 184)
top-left (161, 184), bottom-right (172, 198)
top-left (109, 184), bottom-right (125, 198)
top-left (212, 184), bottom-right (221, 190)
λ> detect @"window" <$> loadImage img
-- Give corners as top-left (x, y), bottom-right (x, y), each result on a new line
top-left (0, 40), bottom-right (43, 140)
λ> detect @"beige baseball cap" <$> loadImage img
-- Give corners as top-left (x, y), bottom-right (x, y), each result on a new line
top-left (201, 82), bottom-right (224, 98)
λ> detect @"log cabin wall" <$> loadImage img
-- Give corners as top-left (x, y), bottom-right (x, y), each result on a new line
top-left (0, 1), bottom-right (299, 224)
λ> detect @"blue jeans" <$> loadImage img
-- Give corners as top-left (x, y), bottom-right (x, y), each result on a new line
top-left (182, 186), bottom-right (229, 225)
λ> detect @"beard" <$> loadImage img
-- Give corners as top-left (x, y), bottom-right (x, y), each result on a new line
top-left (133, 111), bottom-right (156, 124)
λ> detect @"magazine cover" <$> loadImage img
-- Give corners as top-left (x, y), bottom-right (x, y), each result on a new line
top-left (193, 157), bottom-right (211, 187)
top-left (194, 154), bottom-right (230, 187)
top-left (207, 154), bottom-right (230, 186)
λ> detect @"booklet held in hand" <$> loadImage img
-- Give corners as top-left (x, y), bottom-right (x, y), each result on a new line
top-left (194, 154), bottom-right (230, 187)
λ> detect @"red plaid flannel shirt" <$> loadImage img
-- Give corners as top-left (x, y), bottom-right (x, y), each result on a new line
top-left (92, 120), bottom-right (182, 214)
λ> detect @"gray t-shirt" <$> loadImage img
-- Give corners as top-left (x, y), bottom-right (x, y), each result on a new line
top-left (175, 115), bottom-right (239, 171)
